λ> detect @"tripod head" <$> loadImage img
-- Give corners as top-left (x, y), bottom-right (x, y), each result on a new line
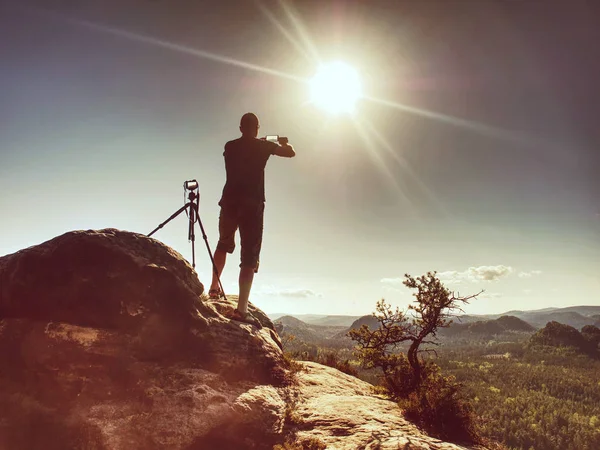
top-left (184, 179), bottom-right (199, 202)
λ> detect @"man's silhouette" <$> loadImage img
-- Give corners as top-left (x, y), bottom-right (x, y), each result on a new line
top-left (209, 113), bottom-right (295, 324)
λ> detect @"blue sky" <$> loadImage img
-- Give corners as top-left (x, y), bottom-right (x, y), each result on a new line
top-left (1, 1), bottom-right (598, 316)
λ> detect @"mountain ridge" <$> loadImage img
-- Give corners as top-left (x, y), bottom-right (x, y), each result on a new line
top-left (269, 313), bottom-right (361, 327)
top-left (269, 305), bottom-right (600, 331)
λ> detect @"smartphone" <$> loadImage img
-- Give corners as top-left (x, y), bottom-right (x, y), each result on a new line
top-left (265, 135), bottom-right (279, 143)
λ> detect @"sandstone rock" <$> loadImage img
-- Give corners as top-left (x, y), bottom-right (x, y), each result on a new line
top-left (0, 229), bottom-right (287, 449)
top-left (0, 229), bottom-right (484, 450)
top-left (1, 228), bottom-right (204, 330)
top-left (289, 362), bottom-right (481, 450)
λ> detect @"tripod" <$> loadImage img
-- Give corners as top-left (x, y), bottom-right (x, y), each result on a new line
top-left (148, 180), bottom-right (227, 301)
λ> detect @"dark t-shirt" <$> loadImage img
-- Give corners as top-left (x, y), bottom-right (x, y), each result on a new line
top-left (219, 137), bottom-right (279, 205)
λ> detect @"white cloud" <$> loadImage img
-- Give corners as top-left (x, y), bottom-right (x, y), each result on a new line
top-left (523, 289), bottom-right (533, 294)
top-left (438, 265), bottom-right (514, 284)
top-left (518, 270), bottom-right (543, 278)
top-left (279, 289), bottom-right (323, 298)
top-left (380, 277), bottom-right (404, 286)
top-left (258, 285), bottom-right (323, 298)
top-left (481, 292), bottom-right (503, 299)
top-left (437, 271), bottom-right (464, 285)
top-left (471, 265), bottom-right (514, 281)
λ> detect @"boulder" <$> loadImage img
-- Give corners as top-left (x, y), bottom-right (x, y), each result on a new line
top-left (289, 362), bottom-right (480, 450)
top-left (0, 229), bottom-right (286, 449)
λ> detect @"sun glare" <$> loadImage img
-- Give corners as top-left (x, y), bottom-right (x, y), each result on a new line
top-left (309, 61), bottom-right (362, 115)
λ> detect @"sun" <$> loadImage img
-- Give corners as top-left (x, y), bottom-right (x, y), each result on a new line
top-left (309, 61), bottom-right (362, 115)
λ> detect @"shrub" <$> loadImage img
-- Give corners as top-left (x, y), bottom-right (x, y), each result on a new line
top-left (400, 369), bottom-right (477, 443)
top-left (319, 351), bottom-right (359, 377)
top-left (280, 352), bottom-right (305, 386)
top-left (376, 353), bottom-right (439, 400)
top-left (273, 437), bottom-right (327, 450)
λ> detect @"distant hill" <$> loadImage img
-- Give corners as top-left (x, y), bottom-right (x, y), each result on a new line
top-left (274, 316), bottom-right (347, 344)
top-left (496, 315), bottom-right (537, 332)
top-left (529, 322), bottom-right (600, 356)
top-left (271, 305), bottom-right (600, 336)
top-left (335, 314), bottom-right (535, 341)
top-left (550, 306), bottom-right (600, 316)
top-left (501, 306), bottom-right (600, 317)
top-left (503, 307), bottom-right (558, 315)
top-left (276, 315), bottom-right (311, 328)
top-left (524, 311), bottom-right (596, 329)
top-left (442, 315), bottom-right (535, 338)
top-left (463, 320), bottom-right (505, 335)
top-left (268, 313), bottom-right (360, 327)
top-left (347, 315), bottom-right (380, 332)
top-left (331, 315), bottom-right (381, 340)
top-left (274, 315), bottom-right (323, 343)
top-left (451, 314), bottom-right (495, 324)
top-left (308, 315), bottom-right (362, 327)
top-left (268, 313), bottom-right (327, 322)
top-left (453, 306), bottom-right (600, 330)
top-left (530, 321), bottom-right (586, 349)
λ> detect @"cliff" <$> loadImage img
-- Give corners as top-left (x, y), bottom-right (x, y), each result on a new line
top-left (0, 229), bottom-right (481, 449)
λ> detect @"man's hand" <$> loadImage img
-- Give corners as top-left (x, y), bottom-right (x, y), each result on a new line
top-left (273, 140), bottom-right (295, 158)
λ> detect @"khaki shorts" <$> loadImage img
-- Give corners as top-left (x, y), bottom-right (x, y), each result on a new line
top-left (216, 201), bottom-right (265, 273)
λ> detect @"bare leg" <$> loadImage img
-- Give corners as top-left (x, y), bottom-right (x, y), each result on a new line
top-left (209, 248), bottom-right (227, 292)
top-left (237, 266), bottom-right (255, 315)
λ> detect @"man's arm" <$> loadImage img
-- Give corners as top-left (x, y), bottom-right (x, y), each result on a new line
top-left (272, 143), bottom-right (295, 158)
top-left (271, 137), bottom-right (295, 157)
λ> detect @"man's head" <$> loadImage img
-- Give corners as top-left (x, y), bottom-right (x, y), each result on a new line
top-left (239, 112), bottom-right (260, 138)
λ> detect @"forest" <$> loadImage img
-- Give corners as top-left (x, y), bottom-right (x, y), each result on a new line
top-left (437, 343), bottom-right (600, 450)
top-left (279, 318), bottom-right (600, 450)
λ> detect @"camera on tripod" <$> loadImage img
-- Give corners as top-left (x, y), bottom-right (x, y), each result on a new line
top-left (147, 180), bottom-right (226, 300)
top-left (184, 180), bottom-right (198, 191)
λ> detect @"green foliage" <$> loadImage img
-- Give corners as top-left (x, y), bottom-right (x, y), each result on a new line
top-left (273, 437), bottom-right (326, 450)
top-left (276, 273), bottom-right (600, 449)
top-left (439, 344), bottom-right (600, 450)
top-left (529, 321), bottom-right (600, 358)
top-left (582, 325), bottom-right (600, 351)
top-left (400, 369), bottom-right (477, 443)
top-left (282, 321), bottom-right (600, 449)
top-left (280, 352), bottom-right (305, 386)
top-left (285, 340), bottom-right (360, 378)
top-left (495, 315), bottom-right (536, 332)
top-left (319, 351), bottom-right (359, 377)
top-left (531, 321), bottom-right (587, 349)
top-left (372, 352), bottom-right (418, 399)
top-left (282, 399), bottom-right (302, 427)
top-left (349, 272), bottom-right (480, 396)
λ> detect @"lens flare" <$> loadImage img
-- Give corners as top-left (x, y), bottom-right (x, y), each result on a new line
top-left (309, 61), bottom-right (362, 115)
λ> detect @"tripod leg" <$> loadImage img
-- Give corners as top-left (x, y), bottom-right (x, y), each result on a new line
top-left (189, 202), bottom-right (196, 269)
top-left (195, 204), bottom-right (228, 302)
top-left (148, 203), bottom-right (191, 237)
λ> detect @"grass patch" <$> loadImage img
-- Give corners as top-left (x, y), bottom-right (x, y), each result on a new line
top-left (273, 437), bottom-right (327, 450)
top-left (279, 353), bottom-right (306, 386)
top-left (399, 372), bottom-right (478, 444)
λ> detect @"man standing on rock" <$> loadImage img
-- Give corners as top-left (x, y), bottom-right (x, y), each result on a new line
top-left (209, 112), bottom-right (295, 324)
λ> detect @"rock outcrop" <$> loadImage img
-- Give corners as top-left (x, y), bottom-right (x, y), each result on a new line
top-left (0, 229), bottom-right (482, 449)
top-left (290, 362), bottom-right (477, 450)
top-left (0, 229), bottom-right (285, 449)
